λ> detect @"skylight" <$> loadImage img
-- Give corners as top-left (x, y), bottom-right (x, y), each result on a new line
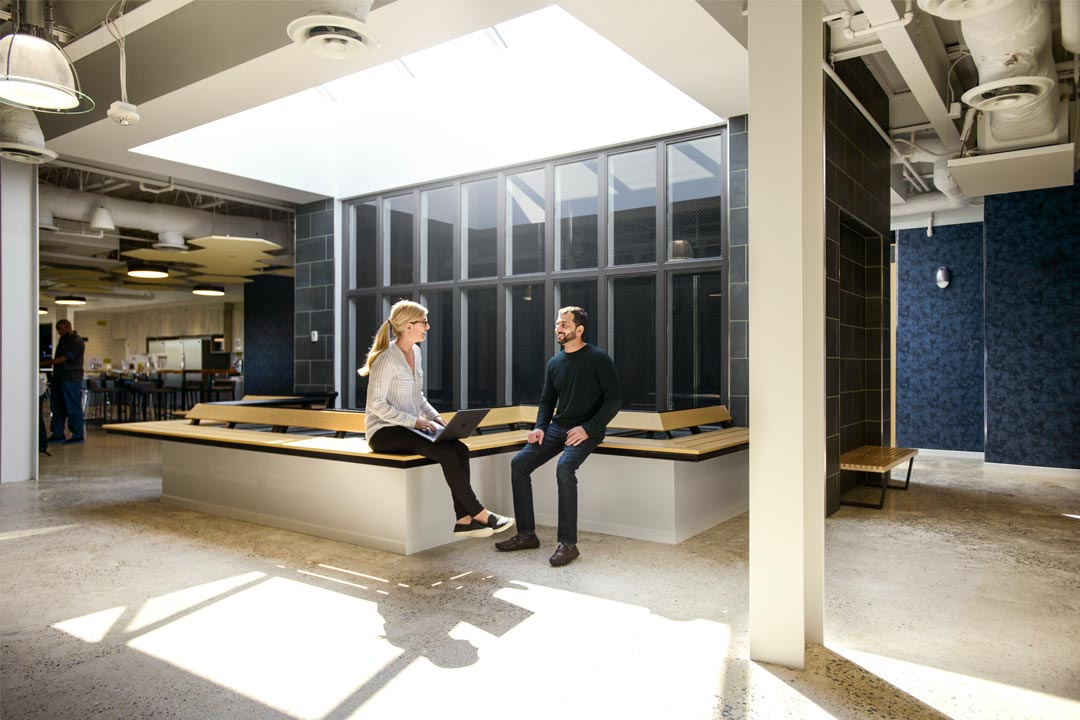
top-left (132, 5), bottom-right (722, 199)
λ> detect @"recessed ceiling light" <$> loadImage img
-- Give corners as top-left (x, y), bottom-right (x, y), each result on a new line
top-left (127, 262), bottom-right (169, 279)
top-left (192, 284), bottom-right (225, 297)
top-left (55, 295), bottom-right (86, 305)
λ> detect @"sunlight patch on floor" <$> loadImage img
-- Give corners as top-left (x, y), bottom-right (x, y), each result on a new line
top-left (831, 644), bottom-right (1080, 720)
top-left (126, 576), bottom-right (395, 719)
top-left (52, 605), bottom-right (126, 643)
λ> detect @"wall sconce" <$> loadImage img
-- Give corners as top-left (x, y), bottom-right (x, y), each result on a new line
top-left (935, 266), bottom-right (951, 289)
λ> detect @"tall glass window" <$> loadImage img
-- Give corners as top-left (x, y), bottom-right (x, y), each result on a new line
top-left (667, 135), bottom-right (724, 260)
top-left (610, 276), bottom-right (656, 409)
top-left (670, 272), bottom-right (724, 409)
top-left (354, 201), bottom-right (377, 288)
top-left (345, 127), bottom-right (727, 411)
top-left (508, 284), bottom-right (546, 404)
top-left (464, 287), bottom-right (497, 407)
top-left (462, 178), bottom-right (497, 279)
top-left (421, 187), bottom-right (454, 283)
top-left (608, 148), bottom-right (656, 265)
top-left (421, 289), bottom-right (454, 410)
top-left (555, 159), bottom-right (598, 270)
top-left (507, 169), bottom-right (545, 275)
top-left (383, 194), bottom-right (414, 285)
top-left (352, 295), bottom-right (378, 407)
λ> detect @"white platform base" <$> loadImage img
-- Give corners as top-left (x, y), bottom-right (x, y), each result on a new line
top-left (159, 442), bottom-right (748, 554)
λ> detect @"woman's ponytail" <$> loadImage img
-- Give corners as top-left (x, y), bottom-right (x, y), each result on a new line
top-left (358, 320), bottom-right (391, 376)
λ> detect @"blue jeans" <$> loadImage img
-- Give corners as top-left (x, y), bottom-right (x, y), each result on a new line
top-left (49, 381), bottom-right (84, 440)
top-left (510, 423), bottom-right (602, 544)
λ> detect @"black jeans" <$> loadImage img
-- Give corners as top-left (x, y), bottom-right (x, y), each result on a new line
top-left (367, 426), bottom-right (483, 520)
top-left (510, 423), bottom-right (602, 544)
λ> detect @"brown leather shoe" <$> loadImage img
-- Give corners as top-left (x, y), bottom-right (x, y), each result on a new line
top-left (495, 533), bottom-right (540, 551)
top-left (549, 543), bottom-right (580, 567)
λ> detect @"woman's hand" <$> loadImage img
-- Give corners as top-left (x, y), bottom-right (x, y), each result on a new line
top-left (415, 419), bottom-right (438, 433)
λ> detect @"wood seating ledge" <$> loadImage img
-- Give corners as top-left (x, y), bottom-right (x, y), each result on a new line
top-left (105, 403), bottom-right (747, 465)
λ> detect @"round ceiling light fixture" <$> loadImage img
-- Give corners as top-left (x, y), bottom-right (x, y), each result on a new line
top-left (55, 295), bottom-right (86, 305)
top-left (127, 262), bottom-right (169, 279)
top-left (39, 306), bottom-right (48, 314)
top-left (0, 106), bottom-right (58, 164)
top-left (192, 284), bottom-right (226, 297)
top-left (961, 76), bottom-right (1055, 112)
top-left (0, 31), bottom-right (94, 113)
top-left (287, 9), bottom-right (379, 60)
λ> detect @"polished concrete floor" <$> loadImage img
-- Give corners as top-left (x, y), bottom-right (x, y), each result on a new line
top-left (2, 428), bottom-right (1078, 719)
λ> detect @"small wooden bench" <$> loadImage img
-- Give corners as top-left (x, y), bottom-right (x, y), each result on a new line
top-left (838, 445), bottom-right (918, 509)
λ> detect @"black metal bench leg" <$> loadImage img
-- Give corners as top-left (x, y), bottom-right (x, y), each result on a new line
top-left (889, 457), bottom-right (914, 491)
top-left (839, 470), bottom-right (889, 509)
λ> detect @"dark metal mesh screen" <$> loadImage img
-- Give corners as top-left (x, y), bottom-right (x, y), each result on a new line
top-left (609, 148), bottom-right (656, 265)
top-left (466, 287), bottom-right (497, 407)
top-left (509, 285), bottom-right (546, 404)
top-left (670, 272), bottom-right (724, 409)
top-left (354, 201), bottom-right (377, 288)
top-left (422, 187), bottom-right (454, 282)
top-left (611, 276), bottom-right (656, 409)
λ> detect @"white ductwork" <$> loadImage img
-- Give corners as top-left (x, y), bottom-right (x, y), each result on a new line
top-left (1060, 0), bottom-right (1080, 54)
top-left (891, 137), bottom-right (969, 215)
top-left (38, 184), bottom-right (290, 246)
top-left (923, 0), bottom-right (1061, 148)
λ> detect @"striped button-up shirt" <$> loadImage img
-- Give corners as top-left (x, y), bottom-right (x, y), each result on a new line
top-left (363, 343), bottom-right (440, 440)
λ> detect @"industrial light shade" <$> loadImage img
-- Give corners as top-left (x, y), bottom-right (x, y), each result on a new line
top-left (192, 284), bottom-right (225, 297)
top-left (0, 31), bottom-right (94, 113)
top-left (127, 262), bottom-right (169, 279)
top-left (55, 295), bottom-right (86, 305)
top-left (38, 306), bottom-right (47, 314)
top-left (89, 205), bottom-right (115, 231)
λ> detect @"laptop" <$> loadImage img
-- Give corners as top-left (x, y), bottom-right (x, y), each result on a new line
top-left (408, 407), bottom-right (490, 442)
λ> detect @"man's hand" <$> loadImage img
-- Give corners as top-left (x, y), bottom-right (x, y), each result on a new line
top-left (527, 429), bottom-right (545, 444)
top-left (565, 426), bottom-right (589, 446)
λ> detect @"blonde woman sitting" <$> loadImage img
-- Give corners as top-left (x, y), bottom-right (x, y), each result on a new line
top-left (359, 300), bottom-right (513, 538)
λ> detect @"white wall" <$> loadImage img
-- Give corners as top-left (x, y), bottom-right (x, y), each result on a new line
top-left (1, 159), bottom-right (39, 483)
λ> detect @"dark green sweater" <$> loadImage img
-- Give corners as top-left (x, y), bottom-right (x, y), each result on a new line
top-left (535, 343), bottom-right (622, 438)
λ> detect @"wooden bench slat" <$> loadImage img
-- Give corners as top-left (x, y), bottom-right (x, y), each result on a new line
top-left (840, 446), bottom-right (918, 473)
top-left (187, 404), bottom-right (366, 433)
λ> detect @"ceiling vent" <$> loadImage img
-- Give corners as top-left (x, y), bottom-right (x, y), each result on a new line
top-left (960, 75), bottom-right (1055, 112)
top-left (0, 105), bottom-right (58, 164)
top-left (152, 230), bottom-right (191, 251)
top-left (286, 1), bottom-right (379, 59)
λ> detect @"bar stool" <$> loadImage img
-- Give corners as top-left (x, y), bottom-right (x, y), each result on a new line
top-left (84, 378), bottom-right (108, 423)
top-left (207, 379), bottom-right (235, 402)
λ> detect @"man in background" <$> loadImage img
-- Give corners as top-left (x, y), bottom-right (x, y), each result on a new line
top-left (47, 318), bottom-right (85, 444)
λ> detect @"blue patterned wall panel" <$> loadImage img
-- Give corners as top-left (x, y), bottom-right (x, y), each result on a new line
top-left (244, 274), bottom-right (295, 395)
top-left (984, 172), bottom-right (1080, 468)
top-left (896, 223), bottom-right (984, 452)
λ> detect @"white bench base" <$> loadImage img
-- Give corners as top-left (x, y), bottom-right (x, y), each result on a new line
top-left (159, 442), bottom-right (748, 554)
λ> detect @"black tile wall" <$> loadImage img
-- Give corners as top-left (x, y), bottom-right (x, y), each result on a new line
top-left (295, 198), bottom-right (336, 397)
top-left (825, 60), bottom-right (892, 514)
top-left (728, 115), bottom-right (749, 427)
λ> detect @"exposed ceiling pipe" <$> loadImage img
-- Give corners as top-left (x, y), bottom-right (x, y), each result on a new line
top-left (39, 184), bottom-right (291, 246)
top-left (49, 159), bottom-right (294, 213)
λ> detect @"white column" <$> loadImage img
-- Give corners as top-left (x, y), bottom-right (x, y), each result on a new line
top-left (747, 0), bottom-right (826, 669)
top-left (1, 159), bottom-right (40, 483)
